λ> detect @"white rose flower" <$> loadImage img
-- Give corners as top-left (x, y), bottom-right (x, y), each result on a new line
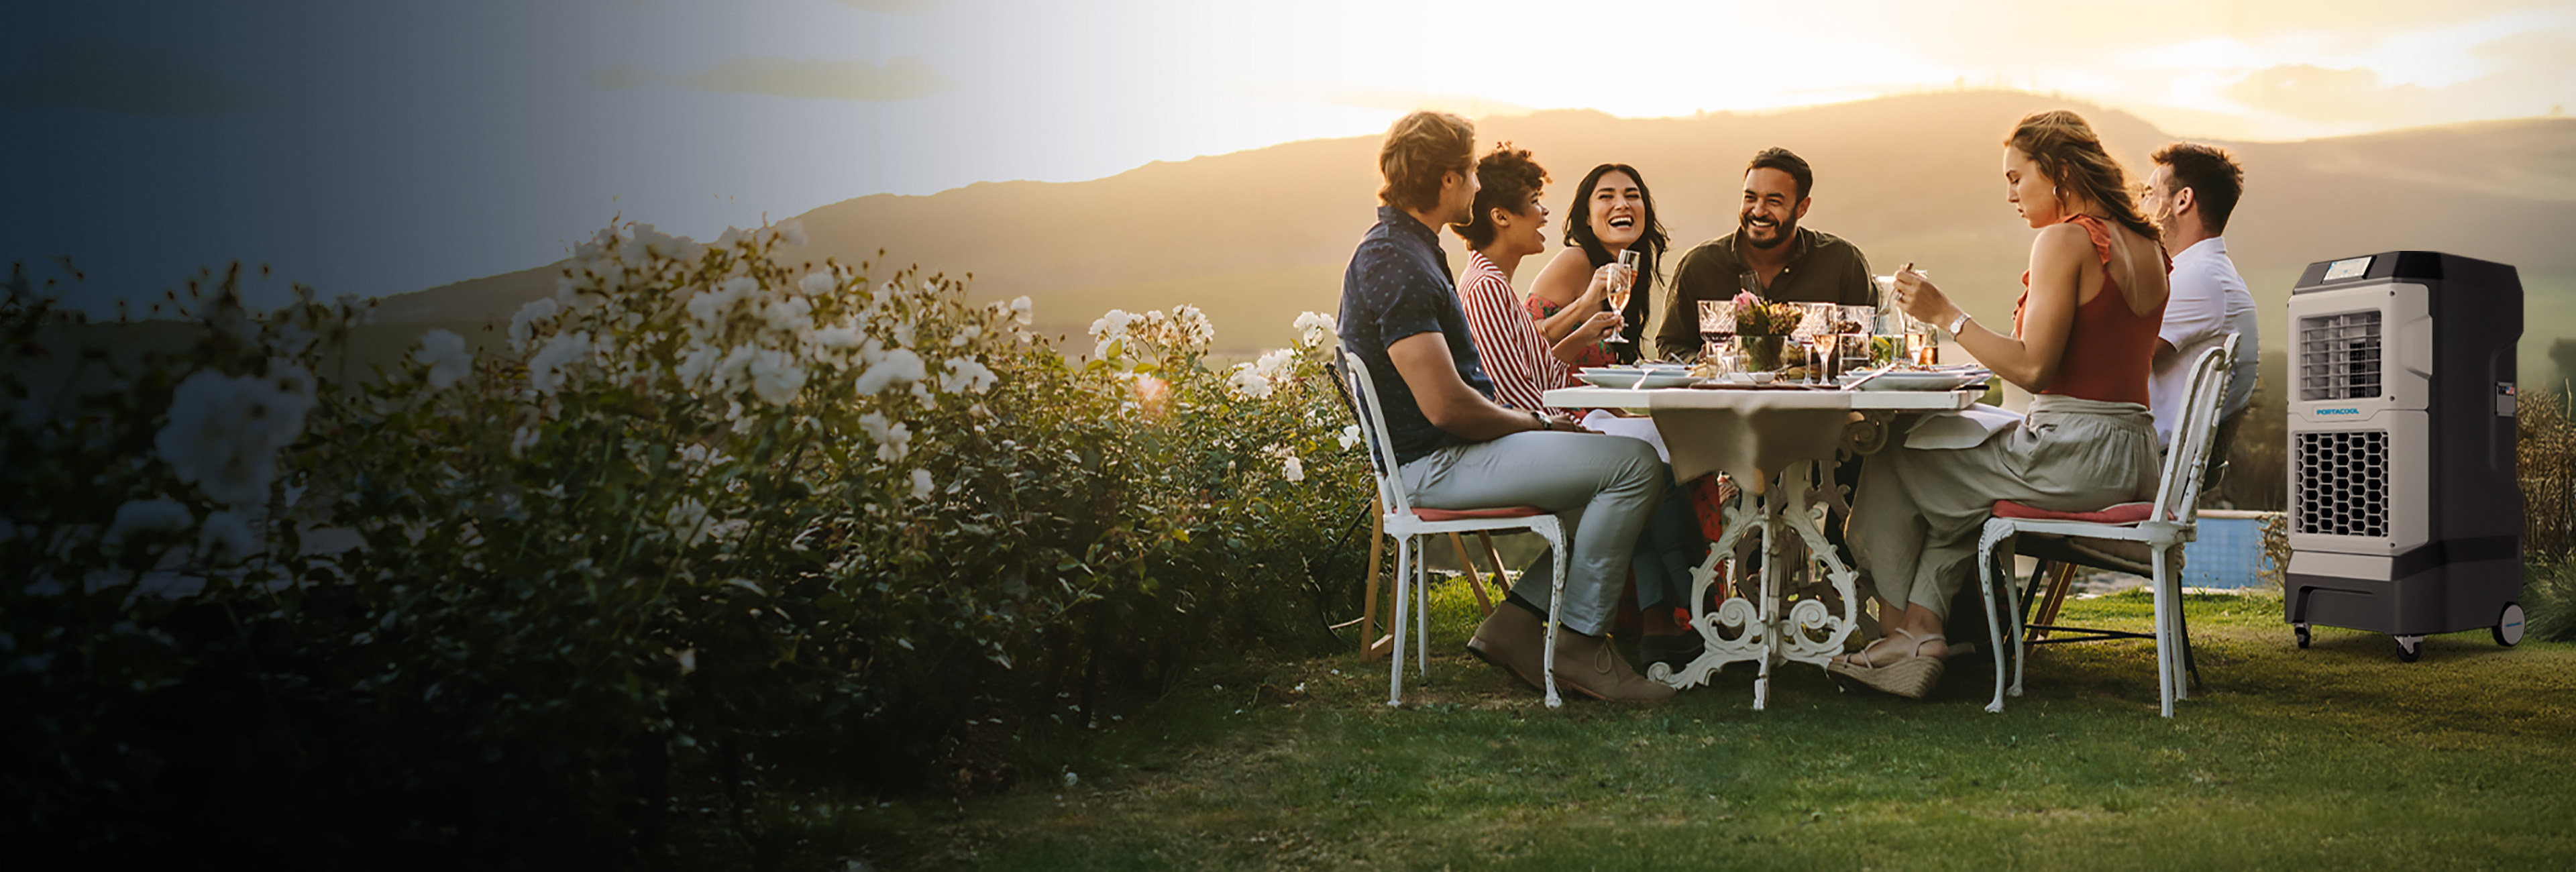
top-left (809, 324), bottom-right (863, 358)
top-left (878, 422), bottom-right (910, 461)
top-left (1338, 424), bottom-right (1361, 451)
top-left (1010, 295), bottom-right (1034, 325)
top-left (773, 220), bottom-right (809, 248)
top-left (1226, 367), bottom-right (1271, 399)
top-left (511, 425), bottom-right (539, 458)
top-left (939, 358), bottom-right (998, 395)
top-left (949, 324), bottom-right (979, 347)
top-left (1261, 444), bottom-right (1305, 482)
top-left (1294, 311), bottom-right (1338, 348)
top-left (413, 329), bottom-right (472, 390)
top-left (712, 343), bottom-right (759, 393)
top-left (104, 498), bottom-right (193, 547)
top-left (1173, 305), bottom-right (1214, 347)
top-left (762, 296), bottom-right (813, 335)
top-left (197, 510), bottom-right (258, 565)
top-left (799, 270), bottom-right (837, 297)
top-left (748, 347), bottom-right (806, 406)
top-left (528, 331), bottom-right (594, 395)
top-left (910, 468), bottom-right (934, 500)
top-left (508, 297), bottom-right (561, 353)
top-left (155, 369), bottom-right (311, 507)
top-left (674, 342), bottom-right (720, 388)
top-left (1088, 309), bottom-right (1134, 339)
top-left (665, 498), bottom-right (712, 545)
top-left (1252, 348), bottom-right (1295, 380)
top-left (855, 348), bottom-right (926, 395)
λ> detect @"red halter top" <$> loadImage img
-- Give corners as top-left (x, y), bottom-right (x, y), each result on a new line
top-left (2012, 214), bottom-right (2168, 406)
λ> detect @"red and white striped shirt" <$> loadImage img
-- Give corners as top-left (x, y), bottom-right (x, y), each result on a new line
top-left (1458, 252), bottom-right (1574, 413)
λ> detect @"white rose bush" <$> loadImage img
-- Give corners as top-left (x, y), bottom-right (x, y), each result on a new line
top-left (1, 224), bottom-right (1368, 863)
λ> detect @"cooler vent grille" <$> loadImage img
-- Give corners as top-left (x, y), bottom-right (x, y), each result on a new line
top-left (2299, 311), bottom-right (2382, 400)
top-left (2295, 431), bottom-right (2389, 539)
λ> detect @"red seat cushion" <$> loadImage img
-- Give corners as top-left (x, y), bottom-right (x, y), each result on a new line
top-left (1992, 499), bottom-right (2154, 524)
top-left (1412, 505), bottom-right (1550, 522)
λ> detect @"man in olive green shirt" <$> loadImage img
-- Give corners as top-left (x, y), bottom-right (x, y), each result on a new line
top-left (1655, 147), bottom-right (1876, 356)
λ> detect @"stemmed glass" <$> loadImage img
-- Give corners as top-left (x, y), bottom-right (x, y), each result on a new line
top-left (1602, 248), bottom-right (1642, 344)
top-left (1696, 299), bottom-right (1737, 376)
top-left (1791, 303), bottom-right (1834, 384)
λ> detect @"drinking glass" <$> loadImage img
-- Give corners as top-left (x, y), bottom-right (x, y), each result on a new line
top-left (1603, 249), bottom-right (1643, 344)
top-left (1696, 299), bottom-right (1735, 363)
top-left (1835, 305), bottom-right (1875, 378)
top-left (1702, 336), bottom-right (1741, 378)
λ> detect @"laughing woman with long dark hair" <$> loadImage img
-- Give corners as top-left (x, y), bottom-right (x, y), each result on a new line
top-left (1527, 163), bottom-right (1671, 365)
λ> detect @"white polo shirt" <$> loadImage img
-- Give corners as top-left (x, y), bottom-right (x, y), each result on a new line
top-left (2151, 237), bottom-right (2260, 447)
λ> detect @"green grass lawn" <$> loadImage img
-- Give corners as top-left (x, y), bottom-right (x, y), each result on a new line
top-left (826, 583), bottom-right (2573, 870)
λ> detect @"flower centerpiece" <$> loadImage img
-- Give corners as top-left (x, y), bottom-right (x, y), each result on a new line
top-left (1732, 291), bottom-right (1803, 371)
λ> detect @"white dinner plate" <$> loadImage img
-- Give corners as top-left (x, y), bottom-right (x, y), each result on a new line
top-left (1844, 370), bottom-right (1988, 391)
top-left (1574, 370), bottom-right (1699, 388)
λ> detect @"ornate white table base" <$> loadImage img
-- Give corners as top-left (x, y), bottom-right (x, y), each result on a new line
top-left (1646, 460), bottom-right (1863, 709)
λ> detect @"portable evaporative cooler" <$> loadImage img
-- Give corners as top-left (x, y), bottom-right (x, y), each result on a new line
top-left (2284, 251), bottom-right (2524, 661)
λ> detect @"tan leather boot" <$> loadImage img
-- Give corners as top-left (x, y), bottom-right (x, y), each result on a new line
top-left (1466, 603), bottom-right (1547, 691)
top-left (1550, 629), bottom-right (1676, 702)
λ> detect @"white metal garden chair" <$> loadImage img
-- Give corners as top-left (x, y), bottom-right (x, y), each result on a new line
top-left (1974, 340), bottom-right (2235, 717)
top-left (2002, 333), bottom-right (2243, 692)
top-left (1338, 350), bottom-right (1573, 708)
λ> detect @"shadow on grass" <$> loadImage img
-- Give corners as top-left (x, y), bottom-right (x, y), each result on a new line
top-left (828, 584), bottom-right (2576, 871)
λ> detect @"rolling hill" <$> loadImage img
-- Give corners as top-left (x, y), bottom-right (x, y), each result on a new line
top-left (371, 90), bottom-right (2576, 380)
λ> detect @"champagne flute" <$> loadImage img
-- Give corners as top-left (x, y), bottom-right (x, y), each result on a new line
top-left (1602, 248), bottom-right (1642, 344)
top-left (1886, 266), bottom-right (1939, 366)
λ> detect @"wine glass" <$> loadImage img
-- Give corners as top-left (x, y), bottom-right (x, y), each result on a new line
top-left (1603, 249), bottom-right (1642, 344)
top-left (1696, 299), bottom-right (1735, 364)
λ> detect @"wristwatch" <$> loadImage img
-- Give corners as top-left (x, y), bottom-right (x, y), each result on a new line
top-left (1530, 411), bottom-right (1550, 431)
top-left (1945, 311), bottom-right (1973, 335)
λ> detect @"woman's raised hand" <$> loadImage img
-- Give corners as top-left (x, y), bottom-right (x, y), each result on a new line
top-left (1580, 263), bottom-right (1622, 305)
top-left (1580, 309), bottom-right (1623, 341)
top-left (1891, 265), bottom-right (1955, 325)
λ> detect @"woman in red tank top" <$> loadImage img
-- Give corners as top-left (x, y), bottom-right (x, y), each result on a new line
top-left (1831, 111), bottom-right (2171, 700)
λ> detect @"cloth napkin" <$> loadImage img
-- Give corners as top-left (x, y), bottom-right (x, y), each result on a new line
top-left (1903, 402), bottom-right (2024, 449)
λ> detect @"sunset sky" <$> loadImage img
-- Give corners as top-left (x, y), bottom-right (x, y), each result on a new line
top-left (5, 0), bottom-right (2572, 313)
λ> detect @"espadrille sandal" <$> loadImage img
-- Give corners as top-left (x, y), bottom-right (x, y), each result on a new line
top-left (1827, 629), bottom-right (1946, 700)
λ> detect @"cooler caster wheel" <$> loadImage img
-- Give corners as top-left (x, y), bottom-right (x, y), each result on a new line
top-left (2396, 635), bottom-right (2423, 663)
top-left (2495, 602), bottom-right (2525, 647)
top-left (2294, 624), bottom-right (2310, 649)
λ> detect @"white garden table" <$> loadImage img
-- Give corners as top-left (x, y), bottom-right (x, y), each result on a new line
top-left (1540, 384), bottom-right (1983, 710)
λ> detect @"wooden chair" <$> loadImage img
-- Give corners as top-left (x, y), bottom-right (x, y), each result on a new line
top-left (1352, 515), bottom-right (1511, 659)
top-left (1973, 339), bottom-right (2235, 716)
top-left (1340, 351), bottom-right (1574, 708)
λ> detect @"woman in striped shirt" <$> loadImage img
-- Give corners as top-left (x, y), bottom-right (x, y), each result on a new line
top-left (1454, 144), bottom-right (1621, 413)
top-left (1455, 144), bottom-right (1707, 669)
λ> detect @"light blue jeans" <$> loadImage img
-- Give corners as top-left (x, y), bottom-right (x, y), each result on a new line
top-left (1400, 431), bottom-right (1667, 636)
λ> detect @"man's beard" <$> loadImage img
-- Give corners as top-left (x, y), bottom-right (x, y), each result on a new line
top-left (1740, 211), bottom-right (1796, 250)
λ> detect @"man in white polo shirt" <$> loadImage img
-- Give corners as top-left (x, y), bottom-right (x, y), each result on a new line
top-left (2143, 142), bottom-right (2259, 454)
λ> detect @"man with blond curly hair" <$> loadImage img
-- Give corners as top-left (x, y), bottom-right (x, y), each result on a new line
top-left (1336, 111), bottom-right (1672, 702)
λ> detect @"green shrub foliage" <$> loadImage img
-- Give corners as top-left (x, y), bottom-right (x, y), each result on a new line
top-left (0, 225), bottom-right (1366, 864)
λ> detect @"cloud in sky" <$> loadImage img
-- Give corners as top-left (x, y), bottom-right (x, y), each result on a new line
top-left (0, 38), bottom-right (260, 116)
top-left (663, 55), bottom-right (953, 102)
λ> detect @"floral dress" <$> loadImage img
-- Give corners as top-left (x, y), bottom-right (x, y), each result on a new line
top-left (1522, 295), bottom-right (1615, 370)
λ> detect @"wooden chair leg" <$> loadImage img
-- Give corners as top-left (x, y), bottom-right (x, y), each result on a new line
top-left (1477, 532), bottom-right (1512, 605)
top-left (2029, 562), bottom-right (2077, 641)
top-left (1361, 496), bottom-right (1391, 660)
top-left (1448, 532), bottom-right (1496, 616)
